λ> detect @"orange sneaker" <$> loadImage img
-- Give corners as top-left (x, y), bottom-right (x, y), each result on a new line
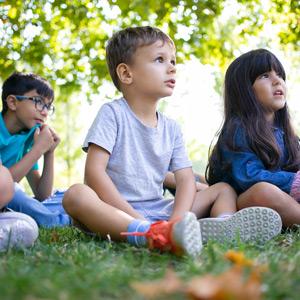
top-left (123, 212), bottom-right (202, 257)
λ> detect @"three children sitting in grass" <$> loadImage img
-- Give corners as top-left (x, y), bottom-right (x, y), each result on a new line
top-left (0, 26), bottom-right (299, 253)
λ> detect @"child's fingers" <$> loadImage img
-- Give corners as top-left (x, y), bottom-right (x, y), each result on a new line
top-left (34, 127), bottom-right (40, 138)
top-left (48, 127), bottom-right (60, 142)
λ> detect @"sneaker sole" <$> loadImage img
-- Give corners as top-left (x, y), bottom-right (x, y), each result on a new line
top-left (173, 212), bottom-right (202, 257)
top-left (199, 207), bottom-right (282, 244)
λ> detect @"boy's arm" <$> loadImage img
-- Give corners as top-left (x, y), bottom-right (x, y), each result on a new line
top-left (27, 126), bottom-right (60, 200)
top-left (9, 125), bottom-right (54, 183)
top-left (26, 152), bottom-right (54, 200)
top-left (164, 171), bottom-right (208, 191)
top-left (169, 167), bottom-right (196, 221)
top-left (85, 143), bottom-right (146, 220)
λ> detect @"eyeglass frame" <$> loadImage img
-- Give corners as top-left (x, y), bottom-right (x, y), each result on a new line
top-left (12, 95), bottom-right (55, 115)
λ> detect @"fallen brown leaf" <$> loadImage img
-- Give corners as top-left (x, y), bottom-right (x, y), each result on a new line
top-left (187, 265), bottom-right (262, 300)
top-left (224, 250), bottom-right (254, 267)
top-left (132, 251), bottom-right (266, 300)
top-left (131, 269), bottom-right (184, 299)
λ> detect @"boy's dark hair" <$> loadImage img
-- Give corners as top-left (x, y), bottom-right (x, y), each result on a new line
top-left (1, 72), bottom-right (54, 114)
top-left (206, 48), bottom-right (300, 185)
top-left (106, 26), bottom-right (174, 91)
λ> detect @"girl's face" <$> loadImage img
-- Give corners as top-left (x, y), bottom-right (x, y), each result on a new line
top-left (252, 69), bottom-right (287, 121)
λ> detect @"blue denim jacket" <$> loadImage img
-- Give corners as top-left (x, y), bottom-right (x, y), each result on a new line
top-left (219, 125), bottom-right (296, 194)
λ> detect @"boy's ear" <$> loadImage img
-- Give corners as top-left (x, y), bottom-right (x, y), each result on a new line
top-left (5, 95), bottom-right (17, 111)
top-left (116, 63), bottom-right (133, 85)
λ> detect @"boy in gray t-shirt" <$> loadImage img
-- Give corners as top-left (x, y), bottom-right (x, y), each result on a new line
top-left (63, 26), bottom-right (282, 256)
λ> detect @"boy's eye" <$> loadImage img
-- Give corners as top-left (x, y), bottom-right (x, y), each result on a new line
top-left (33, 98), bottom-right (43, 106)
top-left (170, 59), bottom-right (176, 66)
top-left (155, 56), bottom-right (164, 63)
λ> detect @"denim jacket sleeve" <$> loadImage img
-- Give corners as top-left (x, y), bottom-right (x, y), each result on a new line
top-left (223, 127), bottom-right (296, 194)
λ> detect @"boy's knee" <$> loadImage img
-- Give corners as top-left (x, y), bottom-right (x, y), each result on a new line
top-left (62, 184), bottom-right (88, 213)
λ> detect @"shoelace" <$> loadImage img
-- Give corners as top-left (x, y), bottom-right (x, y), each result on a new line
top-left (121, 219), bottom-right (177, 251)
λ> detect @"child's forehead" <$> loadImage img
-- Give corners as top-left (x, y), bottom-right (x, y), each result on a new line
top-left (136, 39), bottom-right (176, 55)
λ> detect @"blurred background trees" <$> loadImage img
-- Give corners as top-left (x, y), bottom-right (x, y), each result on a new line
top-left (1, 0), bottom-right (299, 187)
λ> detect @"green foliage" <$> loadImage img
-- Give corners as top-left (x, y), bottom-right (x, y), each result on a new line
top-left (1, 0), bottom-right (297, 96)
top-left (272, 0), bottom-right (300, 49)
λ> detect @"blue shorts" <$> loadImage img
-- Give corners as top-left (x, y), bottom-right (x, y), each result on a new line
top-left (129, 198), bottom-right (174, 222)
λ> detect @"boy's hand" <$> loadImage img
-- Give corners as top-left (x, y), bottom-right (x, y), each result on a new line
top-left (47, 127), bottom-right (60, 153)
top-left (33, 125), bottom-right (57, 154)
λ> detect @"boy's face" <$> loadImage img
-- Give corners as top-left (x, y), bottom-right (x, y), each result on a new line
top-left (126, 40), bottom-right (176, 99)
top-left (8, 89), bottom-right (53, 130)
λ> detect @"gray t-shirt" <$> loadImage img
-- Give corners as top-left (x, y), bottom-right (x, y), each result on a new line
top-left (83, 98), bottom-right (192, 202)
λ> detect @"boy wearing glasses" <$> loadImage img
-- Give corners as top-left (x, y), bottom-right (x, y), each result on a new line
top-left (0, 72), bottom-right (70, 227)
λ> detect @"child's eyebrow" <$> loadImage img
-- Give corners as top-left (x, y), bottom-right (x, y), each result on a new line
top-left (155, 51), bottom-right (176, 59)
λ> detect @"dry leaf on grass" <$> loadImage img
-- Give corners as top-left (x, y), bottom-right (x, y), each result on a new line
top-left (187, 265), bottom-right (262, 300)
top-left (50, 230), bottom-right (60, 243)
top-left (132, 251), bottom-right (266, 300)
top-left (224, 250), bottom-right (254, 267)
top-left (131, 269), bottom-right (184, 299)
top-left (224, 250), bottom-right (268, 273)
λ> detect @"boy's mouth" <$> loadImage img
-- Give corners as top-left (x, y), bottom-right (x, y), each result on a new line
top-left (35, 118), bottom-right (44, 124)
top-left (165, 79), bottom-right (176, 88)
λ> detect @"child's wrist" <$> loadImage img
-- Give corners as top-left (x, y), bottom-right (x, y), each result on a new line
top-left (290, 171), bottom-right (300, 202)
top-left (31, 145), bottom-right (44, 158)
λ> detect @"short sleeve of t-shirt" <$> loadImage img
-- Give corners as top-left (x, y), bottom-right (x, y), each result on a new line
top-left (83, 104), bottom-right (117, 153)
top-left (0, 115), bottom-right (39, 171)
top-left (169, 121), bottom-right (191, 172)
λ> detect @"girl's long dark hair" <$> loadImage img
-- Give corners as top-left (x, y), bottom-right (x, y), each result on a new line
top-left (206, 49), bottom-right (300, 185)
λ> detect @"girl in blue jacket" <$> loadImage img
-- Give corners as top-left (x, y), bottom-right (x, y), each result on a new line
top-left (206, 49), bottom-right (300, 228)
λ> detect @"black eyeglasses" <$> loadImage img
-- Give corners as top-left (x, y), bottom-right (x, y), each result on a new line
top-left (13, 95), bottom-right (55, 115)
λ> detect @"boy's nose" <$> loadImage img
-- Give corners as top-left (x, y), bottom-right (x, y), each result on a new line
top-left (40, 107), bottom-right (48, 116)
top-left (168, 64), bottom-right (176, 73)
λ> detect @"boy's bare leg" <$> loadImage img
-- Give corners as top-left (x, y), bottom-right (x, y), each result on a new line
top-left (238, 182), bottom-right (300, 227)
top-left (63, 184), bottom-right (135, 241)
top-left (191, 182), bottom-right (237, 218)
top-left (63, 184), bottom-right (202, 256)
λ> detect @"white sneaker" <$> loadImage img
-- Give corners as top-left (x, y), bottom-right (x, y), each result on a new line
top-left (0, 212), bottom-right (39, 251)
top-left (172, 212), bottom-right (203, 257)
top-left (199, 207), bottom-right (282, 244)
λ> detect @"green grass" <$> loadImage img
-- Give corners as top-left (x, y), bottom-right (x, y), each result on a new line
top-left (0, 227), bottom-right (300, 300)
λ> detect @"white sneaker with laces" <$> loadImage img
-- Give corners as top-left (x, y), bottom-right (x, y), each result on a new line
top-left (199, 207), bottom-right (282, 244)
top-left (0, 212), bottom-right (39, 251)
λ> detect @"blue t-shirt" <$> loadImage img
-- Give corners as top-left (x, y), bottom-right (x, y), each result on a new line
top-left (217, 121), bottom-right (296, 194)
top-left (0, 113), bottom-right (38, 170)
top-left (83, 98), bottom-right (192, 202)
